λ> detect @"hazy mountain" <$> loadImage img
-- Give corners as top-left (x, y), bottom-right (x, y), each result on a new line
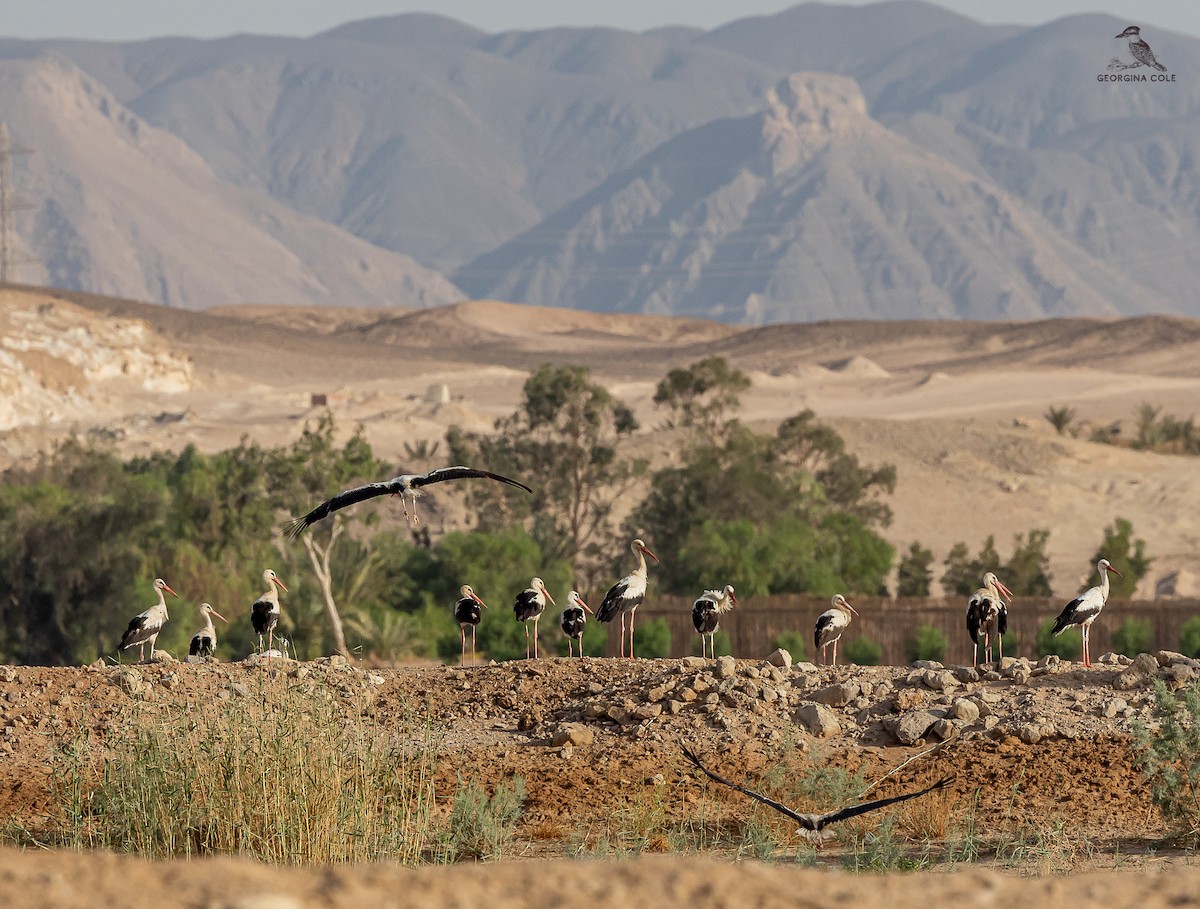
top-left (2, 4), bottom-right (1199, 321)
top-left (0, 52), bottom-right (461, 310)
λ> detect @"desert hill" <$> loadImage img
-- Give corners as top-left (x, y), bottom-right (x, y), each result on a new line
top-left (3, 285), bottom-right (1199, 597)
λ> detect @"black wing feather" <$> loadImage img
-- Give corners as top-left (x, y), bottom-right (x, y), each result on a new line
top-left (1052, 595), bottom-right (1086, 634)
top-left (814, 777), bottom-right (954, 829)
top-left (681, 747), bottom-right (818, 830)
top-left (285, 481), bottom-right (395, 539)
top-left (411, 467), bottom-right (532, 493)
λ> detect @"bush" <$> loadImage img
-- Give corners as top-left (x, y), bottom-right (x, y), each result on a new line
top-left (443, 776), bottom-right (525, 861)
top-left (773, 630), bottom-right (807, 662)
top-left (905, 625), bottom-right (947, 663)
top-left (844, 637), bottom-right (883, 666)
top-left (1111, 618), bottom-right (1154, 657)
top-left (1134, 679), bottom-right (1200, 838)
top-left (896, 542), bottom-right (934, 597)
top-left (692, 629), bottom-right (732, 657)
top-left (1180, 617), bottom-right (1200, 659)
top-left (634, 617), bottom-right (671, 658)
top-left (1035, 618), bottom-right (1081, 660)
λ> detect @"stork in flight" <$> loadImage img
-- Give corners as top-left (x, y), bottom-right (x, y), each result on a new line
top-left (514, 577), bottom-right (556, 659)
top-left (814, 594), bottom-right (858, 666)
top-left (188, 602), bottom-right (228, 661)
top-left (250, 568), bottom-right (288, 657)
top-left (1051, 558), bottom-right (1122, 668)
top-left (966, 572), bottom-right (1012, 667)
top-left (559, 590), bottom-right (594, 657)
top-left (284, 466), bottom-right (532, 538)
top-left (119, 577), bottom-right (179, 662)
top-left (682, 747), bottom-right (953, 846)
top-left (596, 538), bottom-right (660, 658)
top-left (454, 584), bottom-right (487, 666)
top-left (692, 585), bottom-right (737, 659)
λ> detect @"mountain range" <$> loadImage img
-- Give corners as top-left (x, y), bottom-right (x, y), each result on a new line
top-left (1, 2), bottom-right (1197, 321)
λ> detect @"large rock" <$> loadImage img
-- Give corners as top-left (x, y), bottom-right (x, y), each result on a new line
top-left (893, 710), bottom-right (939, 745)
top-left (551, 724), bottom-right (595, 747)
top-left (716, 656), bottom-right (737, 679)
top-left (950, 698), bottom-right (980, 723)
top-left (810, 681), bottom-right (860, 707)
top-left (921, 670), bottom-right (958, 691)
top-left (794, 703), bottom-right (842, 738)
top-left (1114, 652), bottom-right (1160, 690)
top-left (765, 648), bottom-right (793, 669)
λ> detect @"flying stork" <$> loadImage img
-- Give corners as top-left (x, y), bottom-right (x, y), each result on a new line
top-left (119, 577), bottom-right (179, 663)
top-left (814, 594), bottom-right (858, 666)
top-left (454, 584), bottom-right (487, 666)
top-left (514, 577), bottom-right (556, 659)
top-left (250, 568), bottom-right (288, 658)
top-left (1051, 558), bottom-right (1122, 668)
top-left (559, 590), bottom-right (594, 657)
top-left (966, 572), bottom-right (1013, 667)
top-left (692, 585), bottom-right (737, 659)
top-left (284, 466), bottom-right (532, 537)
top-left (682, 747), bottom-right (953, 846)
top-left (188, 602), bottom-right (228, 661)
top-left (596, 538), bottom-right (660, 658)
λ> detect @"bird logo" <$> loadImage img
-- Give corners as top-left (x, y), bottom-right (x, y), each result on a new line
top-left (1109, 25), bottom-right (1168, 73)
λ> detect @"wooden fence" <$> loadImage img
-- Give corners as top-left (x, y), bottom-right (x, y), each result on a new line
top-left (612, 595), bottom-right (1200, 664)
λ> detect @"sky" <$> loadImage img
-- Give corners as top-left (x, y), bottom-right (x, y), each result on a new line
top-left (3, 0), bottom-right (1197, 41)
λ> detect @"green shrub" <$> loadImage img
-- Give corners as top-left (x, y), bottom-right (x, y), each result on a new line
top-left (1111, 618), bottom-right (1154, 657)
top-left (1180, 617), bottom-right (1200, 658)
top-left (772, 630), bottom-right (807, 662)
top-left (443, 776), bottom-right (525, 861)
top-left (634, 617), bottom-right (671, 658)
top-left (905, 625), bottom-right (947, 663)
top-left (844, 637), bottom-right (883, 666)
top-left (1134, 680), bottom-right (1200, 839)
top-left (1035, 618), bottom-right (1081, 660)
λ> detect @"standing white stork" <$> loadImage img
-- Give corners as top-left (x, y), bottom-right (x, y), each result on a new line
top-left (966, 572), bottom-right (1013, 668)
top-left (559, 591), bottom-right (594, 657)
top-left (454, 584), bottom-right (487, 666)
top-left (188, 603), bottom-right (228, 661)
top-left (596, 538), bottom-right (660, 658)
top-left (119, 577), bottom-right (179, 662)
top-left (284, 466), bottom-right (532, 537)
top-left (1051, 558), bottom-right (1122, 668)
top-left (250, 568), bottom-right (288, 657)
top-left (514, 577), bottom-right (556, 659)
top-left (692, 585), bottom-right (737, 659)
top-left (814, 594), bottom-right (858, 666)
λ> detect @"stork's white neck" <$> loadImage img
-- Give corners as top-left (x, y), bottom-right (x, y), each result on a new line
top-left (1097, 564), bottom-right (1111, 602)
top-left (156, 587), bottom-right (169, 619)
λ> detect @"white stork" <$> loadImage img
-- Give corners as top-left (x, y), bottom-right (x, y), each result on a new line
top-left (559, 591), bottom-right (594, 658)
top-left (514, 577), bottom-right (556, 659)
top-left (596, 538), bottom-right (660, 658)
top-left (692, 584), bottom-right (737, 659)
top-left (682, 746), bottom-right (953, 846)
top-left (814, 594), bottom-right (858, 666)
top-left (250, 568), bottom-right (288, 657)
top-left (454, 584), bottom-right (487, 666)
top-left (188, 603), bottom-right (228, 661)
top-left (1051, 558), bottom-right (1122, 668)
top-left (284, 466), bottom-right (532, 537)
top-left (119, 577), bottom-right (179, 662)
top-left (966, 572), bottom-right (1012, 667)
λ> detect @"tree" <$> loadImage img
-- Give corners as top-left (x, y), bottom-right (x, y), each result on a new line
top-left (941, 536), bottom-right (1001, 596)
top-left (447, 364), bottom-right (644, 581)
top-left (1035, 618), bottom-right (1081, 660)
top-left (1003, 529), bottom-right (1053, 596)
top-left (653, 356), bottom-right (750, 438)
top-left (845, 637), bottom-right (883, 666)
top-left (906, 625), bottom-right (947, 663)
top-left (1091, 517), bottom-right (1152, 597)
top-left (1112, 618), bottom-right (1154, 657)
top-left (897, 543), bottom-right (934, 597)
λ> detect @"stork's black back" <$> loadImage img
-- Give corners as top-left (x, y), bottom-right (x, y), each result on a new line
top-left (514, 589), bottom-right (543, 622)
top-left (119, 615), bottom-right (147, 650)
top-left (561, 606), bottom-right (587, 639)
top-left (190, 632), bottom-right (215, 657)
top-left (813, 613), bottom-right (835, 651)
top-left (692, 598), bottom-right (720, 635)
top-left (251, 598), bottom-right (278, 635)
top-left (455, 596), bottom-right (483, 626)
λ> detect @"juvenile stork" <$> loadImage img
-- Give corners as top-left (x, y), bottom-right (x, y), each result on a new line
top-left (250, 568), bottom-right (288, 657)
top-left (596, 538), bottom-right (660, 658)
top-left (966, 572), bottom-right (1013, 667)
top-left (454, 584), bottom-right (487, 666)
top-left (559, 591), bottom-right (594, 657)
top-left (1051, 558), bottom-right (1122, 668)
top-left (119, 577), bottom-right (179, 662)
top-left (692, 585), bottom-right (737, 659)
top-left (188, 603), bottom-right (228, 661)
top-left (284, 466), bottom-right (532, 537)
top-left (814, 594), bottom-right (858, 666)
top-left (514, 577), bottom-right (556, 659)
top-left (682, 747), bottom-right (953, 847)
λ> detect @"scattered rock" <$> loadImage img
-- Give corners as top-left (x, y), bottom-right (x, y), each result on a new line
top-left (953, 666), bottom-right (980, 684)
top-left (794, 703), bottom-right (841, 738)
top-left (290, 665), bottom-right (310, 681)
top-left (1113, 653), bottom-right (1160, 690)
top-left (1102, 697), bottom-right (1129, 719)
top-left (679, 656), bottom-right (707, 669)
top-left (810, 681), bottom-right (860, 707)
top-left (913, 660), bottom-right (944, 671)
top-left (921, 670), bottom-right (958, 691)
top-left (715, 656), bottom-right (736, 679)
top-left (1010, 665), bottom-right (1032, 685)
top-left (111, 668), bottom-right (143, 696)
top-left (551, 724), bottom-right (595, 747)
top-left (648, 683), bottom-right (673, 701)
top-left (893, 710), bottom-right (939, 745)
top-left (792, 662), bottom-right (818, 673)
top-left (765, 649), bottom-right (792, 669)
top-left (231, 682), bottom-right (251, 698)
top-left (951, 698), bottom-right (980, 723)
top-left (1155, 651), bottom-right (1189, 667)
top-left (931, 718), bottom-right (960, 740)
top-left (0, 667), bottom-right (16, 683)
top-left (1019, 723), bottom-right (1045, 744)
top-left (634, 703), bottom-right (663, 721)
top-left (518, 710), bottom-right (542, 731)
